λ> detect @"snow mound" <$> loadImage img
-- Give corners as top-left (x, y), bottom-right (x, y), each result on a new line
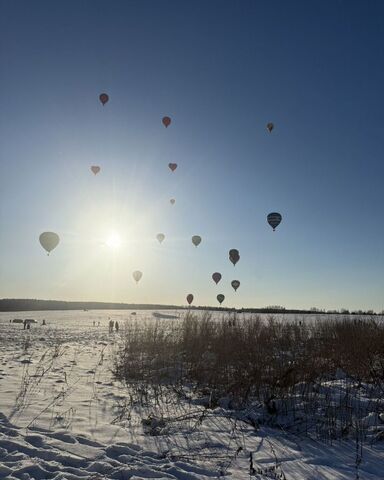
top-left (0, 412), bottom-right (218, 480)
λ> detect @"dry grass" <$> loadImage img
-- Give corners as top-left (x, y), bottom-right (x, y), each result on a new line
top-left (113, 313), bottom-right (384, 399)
top-left (112, 313), bottom-right (384, 446)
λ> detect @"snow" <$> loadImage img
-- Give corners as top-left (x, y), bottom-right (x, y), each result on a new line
top-left (1, 310), bottom-right (383, 479)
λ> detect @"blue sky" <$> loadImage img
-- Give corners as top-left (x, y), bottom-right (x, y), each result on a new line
top-left (1, 0), bottom-right (383, 310)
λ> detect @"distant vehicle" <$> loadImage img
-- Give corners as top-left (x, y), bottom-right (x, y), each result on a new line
top-left (12, 319), bottom-right (24, 324)
top-left (25, 319), bottom-right (37, 324)
top-left (131, 312), bottom-right (137, 315)
top-left (152, 312), bottom-right (179, 319)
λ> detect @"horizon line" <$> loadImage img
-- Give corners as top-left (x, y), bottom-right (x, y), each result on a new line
top-left (0, 298), bottom-right (381, 315)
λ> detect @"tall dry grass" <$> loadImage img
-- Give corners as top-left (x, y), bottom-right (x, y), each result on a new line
top-left (111, 312), bottom-right (384, 479)
top-left (113, 313), bottom-right (384, 401)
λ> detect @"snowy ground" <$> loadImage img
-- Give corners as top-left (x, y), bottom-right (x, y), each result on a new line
top-left (1, 310), bottom-right (383, 479)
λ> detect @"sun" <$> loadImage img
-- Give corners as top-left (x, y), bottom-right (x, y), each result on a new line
top-left (105, 232), bottom-right (122, 249)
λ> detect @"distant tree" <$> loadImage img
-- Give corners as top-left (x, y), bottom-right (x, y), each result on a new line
top-left (265, 305), bottom-right (286, 311)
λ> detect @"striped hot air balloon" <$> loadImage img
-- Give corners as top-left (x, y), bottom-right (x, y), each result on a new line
top-left (267, 212), bottom-right (282, 231)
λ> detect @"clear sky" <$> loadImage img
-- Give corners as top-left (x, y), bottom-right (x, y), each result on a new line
top-left (1, 0), bottom-right (383, 311)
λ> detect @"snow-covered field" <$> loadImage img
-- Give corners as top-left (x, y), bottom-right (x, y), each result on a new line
top-left (1, 310), bottom-right (383, 479)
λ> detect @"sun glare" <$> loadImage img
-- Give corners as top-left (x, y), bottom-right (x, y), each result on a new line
top-left (105, 232), bottom-right (122, 249)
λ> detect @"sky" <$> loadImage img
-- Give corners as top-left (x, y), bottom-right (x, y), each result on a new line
top-left (1, 0), bottom-right (384, 311)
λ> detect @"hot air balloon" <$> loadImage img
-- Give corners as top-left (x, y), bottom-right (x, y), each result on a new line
top-left (212, 272), bottom-right (222, 284)
top-left (267, 212), bottom-right (282, 231)
top-left (91, 166), bottom-right (100, 175)
top-left (162, 116), bottom-right (171, 128)
top-left (156, 233), bottom-right (165, 244)
top-left (170, 198), bottom-right (176, 205)
top-left (187, 294), bottom-right (194, 305)
top-left (192, 235), bottom-right (202, 247)
top-left (168, 163), bottom-right (177, 172)
top-left (231, 280), bottom-right (240, 292)
top-left (99, 93), bottom-right (109, 106)
top-left (39, 232), bottom-right (60, 255)
top-left (229, 249), bottom-right (240, 266)
top-left (267, 122), bottom-right (274, 133)
top-left (217, 294), bottom-right (225, 305)
top-left (132, 270), bottom-right (143, 284)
